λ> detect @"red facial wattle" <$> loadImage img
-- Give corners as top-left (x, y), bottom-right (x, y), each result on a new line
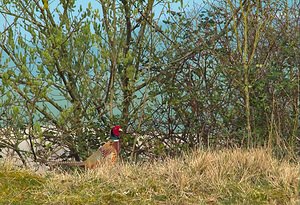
top-left (112, 125), bottom-right (122, 137)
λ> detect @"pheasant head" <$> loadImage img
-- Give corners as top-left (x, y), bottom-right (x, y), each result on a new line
top-left (110, 125), bottom-right (123, 154)
top-left (110, 125), bottom-right (123, 141)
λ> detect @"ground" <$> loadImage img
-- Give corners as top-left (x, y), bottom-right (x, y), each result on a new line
top-left (0, 149), bottom-right (299, 205)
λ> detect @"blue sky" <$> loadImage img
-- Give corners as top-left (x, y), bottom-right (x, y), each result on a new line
top-left (72, 0), bottom-right (196, 21)
top-left (73, 0), bottom-right (195, 10)
top-left (0, 0), bottom-right (196, 117)
top-left (0, 0), bottom-right (196, 30)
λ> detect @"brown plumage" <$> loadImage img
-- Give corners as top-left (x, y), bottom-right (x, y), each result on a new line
top-left (47, 125), bottom-right (122, 169)
top-left (48, 141), bottom-right (117, 169)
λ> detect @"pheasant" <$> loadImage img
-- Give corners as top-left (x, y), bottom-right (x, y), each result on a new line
top-left (47, 125), bottom-right (123, 169)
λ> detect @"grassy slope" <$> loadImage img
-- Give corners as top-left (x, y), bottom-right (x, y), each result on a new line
top-left (0, 149), bottom-right (299, 205)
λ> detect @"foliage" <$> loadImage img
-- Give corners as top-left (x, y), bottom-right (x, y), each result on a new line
top-left (0, 0), bottom-right (299, 163)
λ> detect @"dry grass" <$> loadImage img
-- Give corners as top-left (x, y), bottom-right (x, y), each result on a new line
top-left (1, 148), bottom-right (299, 204)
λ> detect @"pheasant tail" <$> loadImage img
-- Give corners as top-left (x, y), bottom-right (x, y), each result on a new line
top-left (46, 140), bottom-right (119, 169)
top-left (47, 161), bottom-right (85, 167)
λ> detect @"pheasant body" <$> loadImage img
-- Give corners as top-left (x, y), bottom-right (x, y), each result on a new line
top-left (47, 126), bottom-right (122, 169)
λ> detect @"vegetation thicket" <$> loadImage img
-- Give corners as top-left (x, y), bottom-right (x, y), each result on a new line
top-left (0, 0), bottom-right (299, 164)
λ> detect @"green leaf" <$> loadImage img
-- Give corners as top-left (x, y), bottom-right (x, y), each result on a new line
top-left (8, 27), bottom-right (14, 48)
top-left (12, 106), bottom-right (20, 115)
top-left (126, 65), bottom-right (135, 81)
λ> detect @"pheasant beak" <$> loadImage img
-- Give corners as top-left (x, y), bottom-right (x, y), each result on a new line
top-left (119, 128), bottom-right (123, 132)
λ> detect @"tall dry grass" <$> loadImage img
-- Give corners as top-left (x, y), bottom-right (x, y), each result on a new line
top-left (37, 149), bottom-right (299, 204)
top-left (1, 148), bottom-right (299, 204)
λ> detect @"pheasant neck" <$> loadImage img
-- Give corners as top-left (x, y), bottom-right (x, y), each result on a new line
top-left (112, 140), bottom-right (120, 154)
top-left (110, 133), bottom-right (121, 154)
top-left (110, 135), bottom-right (120, 141)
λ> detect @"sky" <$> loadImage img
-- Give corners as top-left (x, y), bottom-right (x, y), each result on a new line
top-left (73, 0), bottom-right (195, 10)
top-left (0, 0), bottom-right (196, 30)
top-left (0, 0), bottom-right (196, 118)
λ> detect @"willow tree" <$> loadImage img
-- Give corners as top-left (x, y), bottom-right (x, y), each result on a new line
top-left (0, 0), bottom-right (181, 162)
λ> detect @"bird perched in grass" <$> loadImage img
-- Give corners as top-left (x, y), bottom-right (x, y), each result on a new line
top-left (47, 125), bottom-right (123, 169)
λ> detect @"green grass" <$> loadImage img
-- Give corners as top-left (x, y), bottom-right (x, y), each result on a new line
top-left (1, 149), bottom-right (299, 205)
top-left (0, 166), bottom-right (45, 204)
